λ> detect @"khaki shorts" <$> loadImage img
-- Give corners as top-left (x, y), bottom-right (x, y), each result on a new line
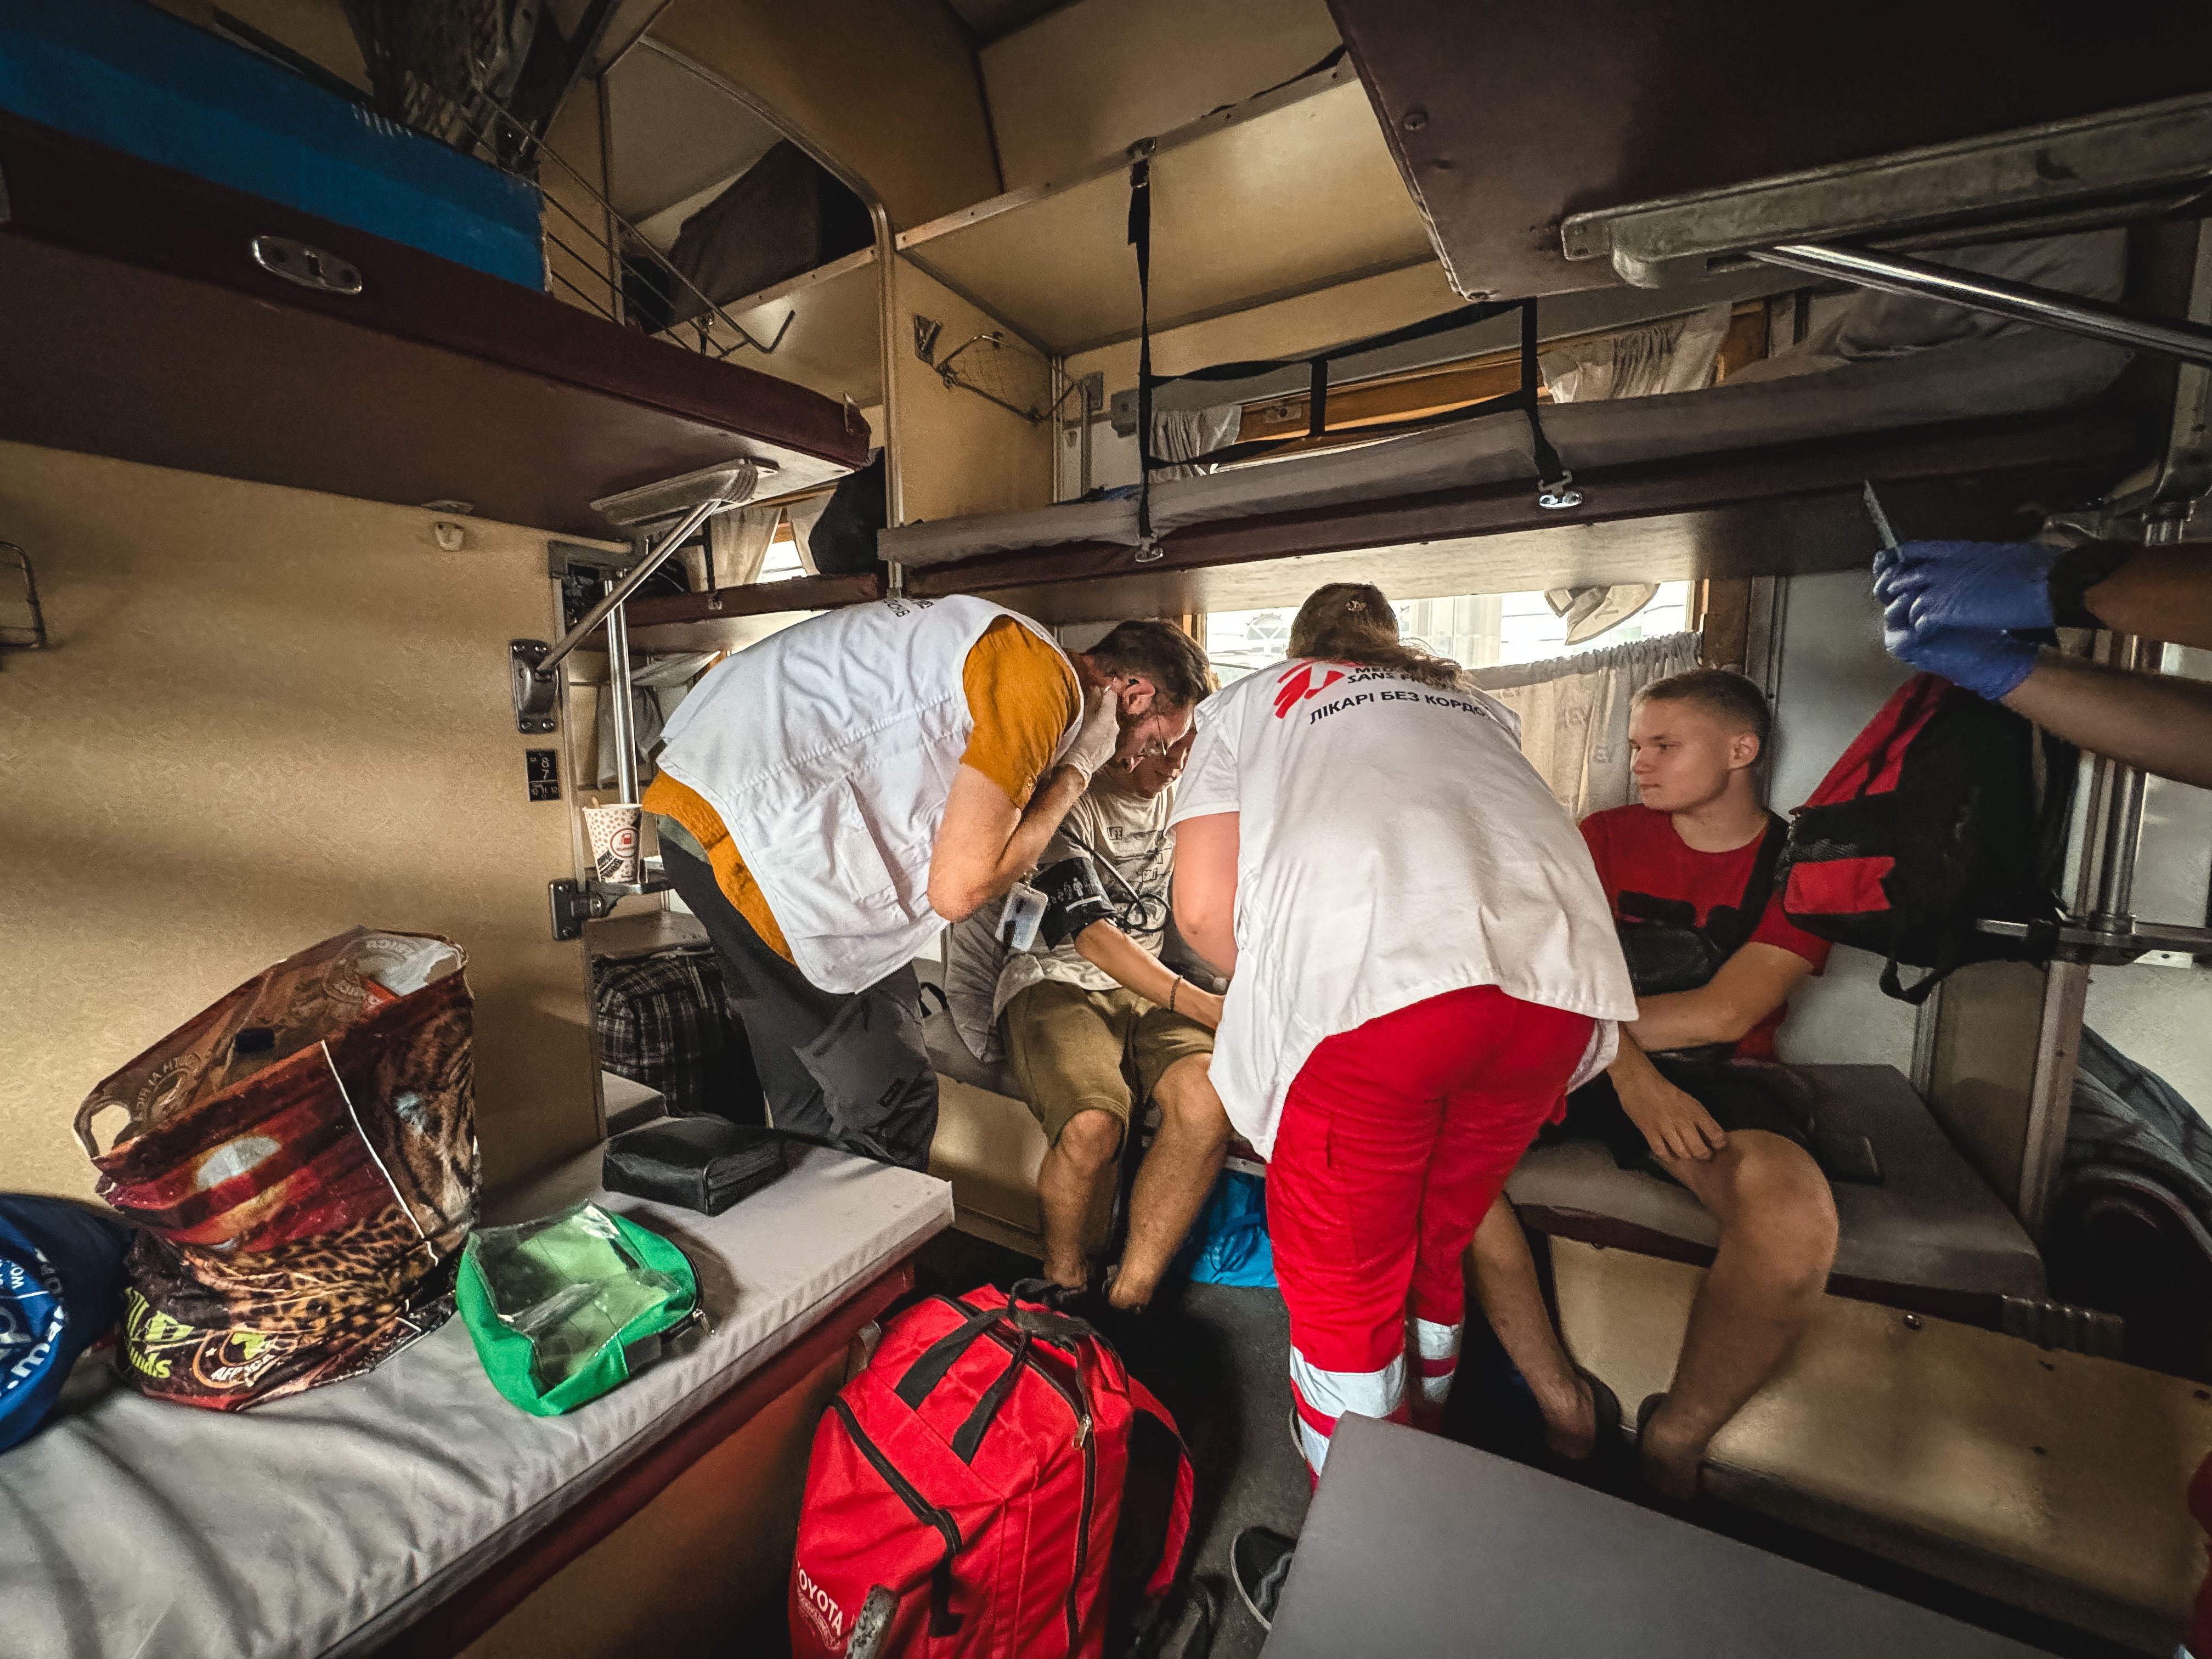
top-left (1001, 979), bottom-right (1215, 1144)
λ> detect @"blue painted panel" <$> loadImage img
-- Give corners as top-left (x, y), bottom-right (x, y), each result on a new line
top-left (0, 0), bottom-right (545, 289)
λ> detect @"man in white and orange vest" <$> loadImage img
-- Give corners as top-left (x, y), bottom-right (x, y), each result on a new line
top-left (646, 598), bottom-right (1212, 1171)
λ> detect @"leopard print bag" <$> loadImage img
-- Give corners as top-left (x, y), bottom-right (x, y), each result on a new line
top-left (75, 928), bottom-right (477, 1409)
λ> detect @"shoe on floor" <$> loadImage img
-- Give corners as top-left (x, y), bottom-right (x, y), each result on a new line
top-left (1232, 1525), bottom-right (1297, 1630)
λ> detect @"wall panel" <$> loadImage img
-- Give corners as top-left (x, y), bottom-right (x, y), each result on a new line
top-left (889, 257), bottom-right (1054, 526)
top-left (0, 443), bottom-right (597, 1201)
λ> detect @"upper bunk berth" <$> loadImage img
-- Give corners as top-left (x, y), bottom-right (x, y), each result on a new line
top-left (876, 229), bottom-right (2151, 607)
top-left (0, 0), bottom-right (868, 539)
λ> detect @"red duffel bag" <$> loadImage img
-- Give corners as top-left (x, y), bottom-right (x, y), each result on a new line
top-left (75, 927), bottom-right (477, 1409)
top-left (791, 1282), bottom-right (1194, 1658)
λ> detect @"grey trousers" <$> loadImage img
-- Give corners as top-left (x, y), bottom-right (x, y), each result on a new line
top-left (661, 842), bottom-right (939, 1173)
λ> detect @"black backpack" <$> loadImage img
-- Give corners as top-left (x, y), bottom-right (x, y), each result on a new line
top-left (1777, 672), bottom-right (2074, 1003)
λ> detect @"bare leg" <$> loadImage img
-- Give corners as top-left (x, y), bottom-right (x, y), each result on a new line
top-left (1642, 1130), bottom-right (1838, 1500)
top-left (1466, 1197), bottom-right (1598, 1458)
top-left (1035, 1108), bottom-right (1125, 1291)
top-left (1109, 1053), bottom-right (1231, 1310)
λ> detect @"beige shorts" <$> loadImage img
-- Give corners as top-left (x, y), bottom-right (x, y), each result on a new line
top-left (1001, 979), bottom-right (1215, 1144)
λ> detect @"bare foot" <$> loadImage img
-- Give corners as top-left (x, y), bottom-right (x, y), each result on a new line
top-left (1639, 1401), bottom-right (1707, 1501)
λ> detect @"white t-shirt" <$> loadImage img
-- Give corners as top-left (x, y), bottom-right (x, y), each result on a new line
top-left (1167, 659), bottom-right (1635, 1157)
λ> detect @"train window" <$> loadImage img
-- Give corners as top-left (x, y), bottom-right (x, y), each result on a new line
top-left (1204, 581), bottom-right (1692, 685)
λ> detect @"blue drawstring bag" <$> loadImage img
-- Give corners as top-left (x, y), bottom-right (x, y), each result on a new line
top-left (1, 1195), bottom-right (131, 1452)
top-left (1182, 1169), bottom-right (1276, 1288)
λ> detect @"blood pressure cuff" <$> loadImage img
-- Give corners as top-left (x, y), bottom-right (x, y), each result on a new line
top-left (1037, 854), bottom-right (1113, 949)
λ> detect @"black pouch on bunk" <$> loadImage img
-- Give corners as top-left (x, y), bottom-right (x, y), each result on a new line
top-left (602, 1115), bottom-right (788, 1217)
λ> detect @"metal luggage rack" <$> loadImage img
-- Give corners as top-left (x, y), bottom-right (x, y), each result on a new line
top-left (440, 93), bottom-right (795, 361)
top-left (0, 543), bottom-right (48, 657)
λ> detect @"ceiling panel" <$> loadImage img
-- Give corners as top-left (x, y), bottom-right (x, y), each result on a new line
top-left (605, 41), bottom-right (785, 221)
top-left (899, 71), bottom-right (1433, 353)
top-left (1327, 0), bottom-right (2212, 302)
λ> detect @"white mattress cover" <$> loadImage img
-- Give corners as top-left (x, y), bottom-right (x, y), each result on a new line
top-left (0, 1142), bottom-right (952, 1659)
top-left (876, 329), bottom-right (2129, 569)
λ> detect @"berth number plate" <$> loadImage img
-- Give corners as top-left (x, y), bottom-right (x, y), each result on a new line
top-left (526, 749), bottom-right (561, 801)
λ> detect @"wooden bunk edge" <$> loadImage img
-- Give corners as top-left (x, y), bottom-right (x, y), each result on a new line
top-left (0, 109), bottom-right (869, 481)
top-left (905, 410), bottom-right (2138, 600)
top-left (363, 1258), bottom-right (915, 1659)
top-left (1515, 1205), bottom-right (2008, 1333)
top-left (623, 572), bottom-right (886, 642)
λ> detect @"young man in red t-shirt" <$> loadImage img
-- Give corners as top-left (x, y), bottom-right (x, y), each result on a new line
top-left (1468, 669), bottom-right (1839, 1499)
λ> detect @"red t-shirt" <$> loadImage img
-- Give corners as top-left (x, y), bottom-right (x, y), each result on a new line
top-left (1579, 803), bottom-right (1832, 1062)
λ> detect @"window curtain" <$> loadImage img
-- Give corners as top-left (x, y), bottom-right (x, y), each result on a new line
top-left (1541, 303), bottom-right (1730, 403)
top-left (1470, 631), bottom-right (1702, 819)
top-left (783, 493), bottom-right (834, 574)
top-left (1151, 403), bottom-right (1243, 479)
top-left (685, 504), bottom-right (782, 595)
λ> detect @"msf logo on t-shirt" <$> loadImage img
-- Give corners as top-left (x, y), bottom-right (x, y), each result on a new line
top-left (1272, 662), bottom-right (1344, 719)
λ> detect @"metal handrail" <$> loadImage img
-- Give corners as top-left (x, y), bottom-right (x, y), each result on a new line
top-left (1753, 242), bottom-right (2212, 369)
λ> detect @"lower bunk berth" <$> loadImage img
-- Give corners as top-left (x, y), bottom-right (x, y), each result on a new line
top-left (0, 1142), bottom-right (951, 1659)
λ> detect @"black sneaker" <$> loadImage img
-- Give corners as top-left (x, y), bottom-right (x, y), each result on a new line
top-left (1231, 1525), bottom-right (1296, 1630)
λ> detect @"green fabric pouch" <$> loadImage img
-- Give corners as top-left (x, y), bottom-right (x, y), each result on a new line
top-left (457, 1200), bottom-right (700, 1417)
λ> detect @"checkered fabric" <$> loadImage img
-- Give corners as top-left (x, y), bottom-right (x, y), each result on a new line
top-left (594, 946), bottom-right (762, 1122)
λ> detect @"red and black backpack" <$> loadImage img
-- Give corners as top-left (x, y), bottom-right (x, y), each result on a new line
top-left (790, 1281), bottom-right (1193, 1659)
top-left (1778, 672), bottom-right (2074, 1003)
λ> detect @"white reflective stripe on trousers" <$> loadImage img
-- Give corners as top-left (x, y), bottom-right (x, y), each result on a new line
top-left (1413, 1317), bottom-right (1462, 1403)
top-left (1288, 1347), bottom-right (1404, 1471)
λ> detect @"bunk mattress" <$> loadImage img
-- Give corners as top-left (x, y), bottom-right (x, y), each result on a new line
top-left (878, 328), bottom-right (2131, 569)
top-left (1507, 1064), bottom-right (2046, 1319)
top-left (0, 1144), bottom-right (951, 1659)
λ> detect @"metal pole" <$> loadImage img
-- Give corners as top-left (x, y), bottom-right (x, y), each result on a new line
top-left (605, 594), bottom-right (640, 803)
top-left (2090, 635), bottom-right (2159, 926)
top-left (538, 496), bottom-right (724, 675)
top-left (1752, 243), bottom-right (2212, 369)
top-left (2018, 958), bottom-right (2091, 1240)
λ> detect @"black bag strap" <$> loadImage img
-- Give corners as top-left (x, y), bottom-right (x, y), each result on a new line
top-left (1708, 814), bottom-right (1788, 957)
top-left (1121, 157), bottom-right (1572, 563)
top-left (1128, 150), bottom-right (1158, 558)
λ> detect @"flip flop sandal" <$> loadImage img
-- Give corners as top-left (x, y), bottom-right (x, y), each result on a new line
top-left (1579, 1368), bottom-right (1624, 1449)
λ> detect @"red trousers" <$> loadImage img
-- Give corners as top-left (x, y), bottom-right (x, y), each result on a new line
top-left (1267, 984), bottom-right (1595, 1474)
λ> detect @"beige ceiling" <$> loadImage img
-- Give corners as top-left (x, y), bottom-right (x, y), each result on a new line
top-left (605, 42), bottom-right (787, 223)
top-left (942, 0), bottom-right (1071, 44)
top-left (899, 71), bottom-right (1435, 354)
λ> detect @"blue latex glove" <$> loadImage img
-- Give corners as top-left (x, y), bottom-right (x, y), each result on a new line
top-left (1871, 539), bottom-right (2058, 634)
top-left (1882, 612), bottom-right (2040, 702)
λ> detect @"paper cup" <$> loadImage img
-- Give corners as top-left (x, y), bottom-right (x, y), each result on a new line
top-left (584, 803), bottom-right (642, 885)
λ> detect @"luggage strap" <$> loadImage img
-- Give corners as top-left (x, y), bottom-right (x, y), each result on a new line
top-left (1708, 813), bottom-right (1789, 958)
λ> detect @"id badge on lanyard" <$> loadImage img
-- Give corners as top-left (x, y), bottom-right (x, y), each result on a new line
top-left (998, 881), bottom-right (1047, 952)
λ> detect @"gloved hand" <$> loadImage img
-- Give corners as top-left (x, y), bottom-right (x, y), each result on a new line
top-left (1871, 539), bottom-right (2058, 634)
top-left (1882, 612), bottom-right (2040, 702)
top-left (1060, 684), bottom-right (1121, 782)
